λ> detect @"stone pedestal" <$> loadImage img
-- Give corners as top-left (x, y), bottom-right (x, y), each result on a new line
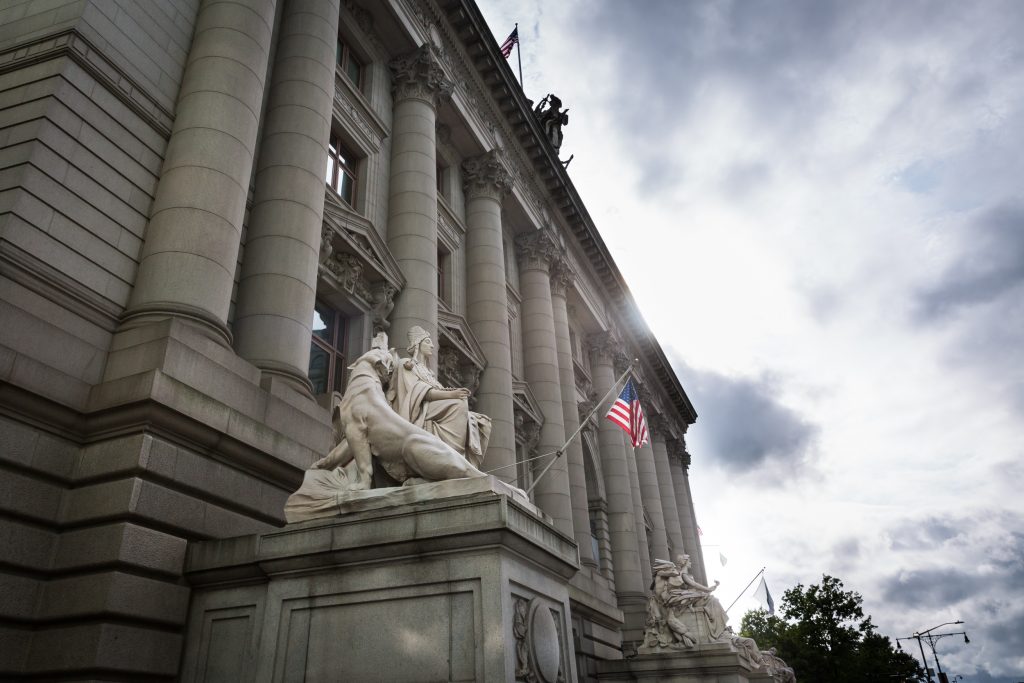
top-left (596, 644), bottom-right (775, 683)
top-left (179, 478), bottom-right (580, 683)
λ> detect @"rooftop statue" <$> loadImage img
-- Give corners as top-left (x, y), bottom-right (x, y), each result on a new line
top-left (284, 332), bottom-right (491, 522)
top-left (533, 94), bottom-right (569, 152)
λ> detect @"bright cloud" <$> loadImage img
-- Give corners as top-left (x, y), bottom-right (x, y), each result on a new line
top-left (479, 1), bottom-right (1024, 678)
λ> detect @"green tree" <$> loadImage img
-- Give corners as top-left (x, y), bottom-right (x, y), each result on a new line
top-left (739, 574), bottom-right (922, 682)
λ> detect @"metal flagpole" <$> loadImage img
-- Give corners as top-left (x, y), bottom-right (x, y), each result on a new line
top-left (726, 567), bottom-right (766, 614)
top-left (524, 359), bottom-right (637, 496)
top-left (515, 23), bottom-right (523, 87)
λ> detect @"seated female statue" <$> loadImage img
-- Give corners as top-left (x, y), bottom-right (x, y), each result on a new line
top-left (387, 326), bottom-right (492, 467)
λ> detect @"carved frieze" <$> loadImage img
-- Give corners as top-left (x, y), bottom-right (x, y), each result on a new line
top-left (515, 230), bottom-right (561, 274)
top-left (324, 252), bottom-right (372, 302)
top-left (369, 281), bottom-right (396, 334)
top-left (463, 149), bottom-right (512, 201)
top-left (389, 44), bottom-right (453, 107)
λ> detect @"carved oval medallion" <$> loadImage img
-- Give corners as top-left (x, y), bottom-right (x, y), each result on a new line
top-left (528, 601), bottom-right (560, 683)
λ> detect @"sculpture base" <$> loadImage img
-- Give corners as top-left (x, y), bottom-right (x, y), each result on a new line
top-left (597, 643), bottom-right (775, 682)
top-left (179, 478), bottom-right (579, 682)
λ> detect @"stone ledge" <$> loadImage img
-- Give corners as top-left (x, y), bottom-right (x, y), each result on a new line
top-left (185, 477), bottom-right (580, 585)
top-left (596, 643), bottom-right (775, 682)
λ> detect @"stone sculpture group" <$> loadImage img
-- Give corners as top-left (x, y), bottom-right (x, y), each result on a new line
top-left (285, 329), bottom-right (498, 522)
top-left (641, 555), bottom-right (797, 682)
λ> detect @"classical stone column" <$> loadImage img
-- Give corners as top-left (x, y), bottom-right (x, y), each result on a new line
top-left (588, 331), bottom-right (647, 636)
top-left (635, 435), bottom-right (670, 562)
top-left (549, 258), bottom-right (596, 567)
top-left (624, 426), bottom-right (653, 588)
top-left (233, 0), bottom-right (340, 394)
top-left (123, 0), bottom-right (277, 344)
top-left (650, 417), bottom-right (685, 558)
top-left (462, 151), bottom-right (515, 483)
top-left (386, 45), bottom-right (452, 351)
top-left (515, 230), bottom-right (572, 537)
top-left (669, 439), bottom-right (708, 585)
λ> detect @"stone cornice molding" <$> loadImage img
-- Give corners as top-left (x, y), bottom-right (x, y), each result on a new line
top-left (0, 29), bottom-right (173, 137)
top-left (514, 230), bottom-right (560, 274)
top-left (549, 257), bottom-right (576, 298)
top-left (462, 150), bottom-right (512, 201)
top-left (389, 44), bottom-right (453, 107)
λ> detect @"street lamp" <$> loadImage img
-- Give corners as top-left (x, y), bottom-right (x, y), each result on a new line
top-left (896, 621), bottom-right (970, 683)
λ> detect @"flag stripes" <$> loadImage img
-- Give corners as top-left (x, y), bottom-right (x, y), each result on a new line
top-left (605, 378), bottom-right (648, 447)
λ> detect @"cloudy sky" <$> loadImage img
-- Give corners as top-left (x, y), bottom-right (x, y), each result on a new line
top-left (476, 1), bottom-right (1024, 679)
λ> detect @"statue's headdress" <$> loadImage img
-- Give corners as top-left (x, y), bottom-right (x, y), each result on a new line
top-left (407, 326), bottom-right (431, 355)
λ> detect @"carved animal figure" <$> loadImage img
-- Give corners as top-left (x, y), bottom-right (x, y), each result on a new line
top-left (311, 345), bottom-right (488, 489)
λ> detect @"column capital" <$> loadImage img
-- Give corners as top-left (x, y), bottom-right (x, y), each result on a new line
top-left (389, 44), bottom-right (453, 107)
top-left (549, 257), bottom-right (576, 298)
top-left (515, 229), bottom-right (561, 273)
top-left (577, 395), bottom-right (597, 430)
top-left (648, 413), bottom-right (671, 441)
top-left (462, 150), bottom-right (512, 201)
top-left (668, 438), bottom-right (692, 470)
top-left (587, 330), bottom-right (620, 367)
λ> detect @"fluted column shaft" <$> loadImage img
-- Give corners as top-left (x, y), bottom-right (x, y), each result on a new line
top-left (549, 260), bottom-right (596, 567)
top-left (625, 432), bottom-right (653, 587)
top-left (386, 45), bottom-right (452, 349)
top-left (233, 0), bottom-right (340, 392)
top-left (668, 442), bottom-right (707, 584)
top-left (462, 151), bottom-right (515, 483)
top-left (124, 0), bottom-right (277, 344)
top-left (635, 438), bottom-right (669, 561)
top-left (588, 332), bottom-right (646, 637)
top-left (652, 430), bottom-right (685, 557)
top-left (515, 231), bottom-right (572, 536)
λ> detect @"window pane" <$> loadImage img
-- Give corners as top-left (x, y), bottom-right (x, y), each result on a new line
top-left (346, 58), bottom-right (360, 85)
top-left (339, 171), bottom-right (354, 205)
top-left (309, 343), bottom-right (330, 394)
top-left (326, 155), bottom-right (335, 186)
top-left (312, 306), bottom-right (333, 342)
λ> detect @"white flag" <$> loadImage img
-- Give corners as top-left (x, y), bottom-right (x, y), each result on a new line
top-left (753, 576), bottom-right (775, 615)
top-left (719, 552), bottom-right (728, 567)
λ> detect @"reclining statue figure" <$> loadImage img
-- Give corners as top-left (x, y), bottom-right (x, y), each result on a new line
top-left (284, 332), bottom-right (490, 522)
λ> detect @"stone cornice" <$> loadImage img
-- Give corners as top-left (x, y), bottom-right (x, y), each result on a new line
top-left (514, 230), bottom-right (560, 274)
top-left (462, 150), bottom-right (512, 201)
top-left (0, 29), bottom-right (173, 137)
top-left (389, 44), bottom-right (453, 107)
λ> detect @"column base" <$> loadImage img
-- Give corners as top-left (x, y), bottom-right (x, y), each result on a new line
top-left (120, 303), bottom-right (233, 348)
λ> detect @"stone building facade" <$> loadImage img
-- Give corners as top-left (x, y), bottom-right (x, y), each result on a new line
top-left (0, 0), bottom-right (705, 679)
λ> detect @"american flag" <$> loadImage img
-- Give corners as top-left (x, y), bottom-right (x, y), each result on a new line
top-left (605, 378), bottom-right (649, 447)
top-left (499, 27), bottom-right (518, 59)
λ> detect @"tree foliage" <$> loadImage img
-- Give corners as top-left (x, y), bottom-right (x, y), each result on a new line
top-left (740, 574), bottom-right (922, 682)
